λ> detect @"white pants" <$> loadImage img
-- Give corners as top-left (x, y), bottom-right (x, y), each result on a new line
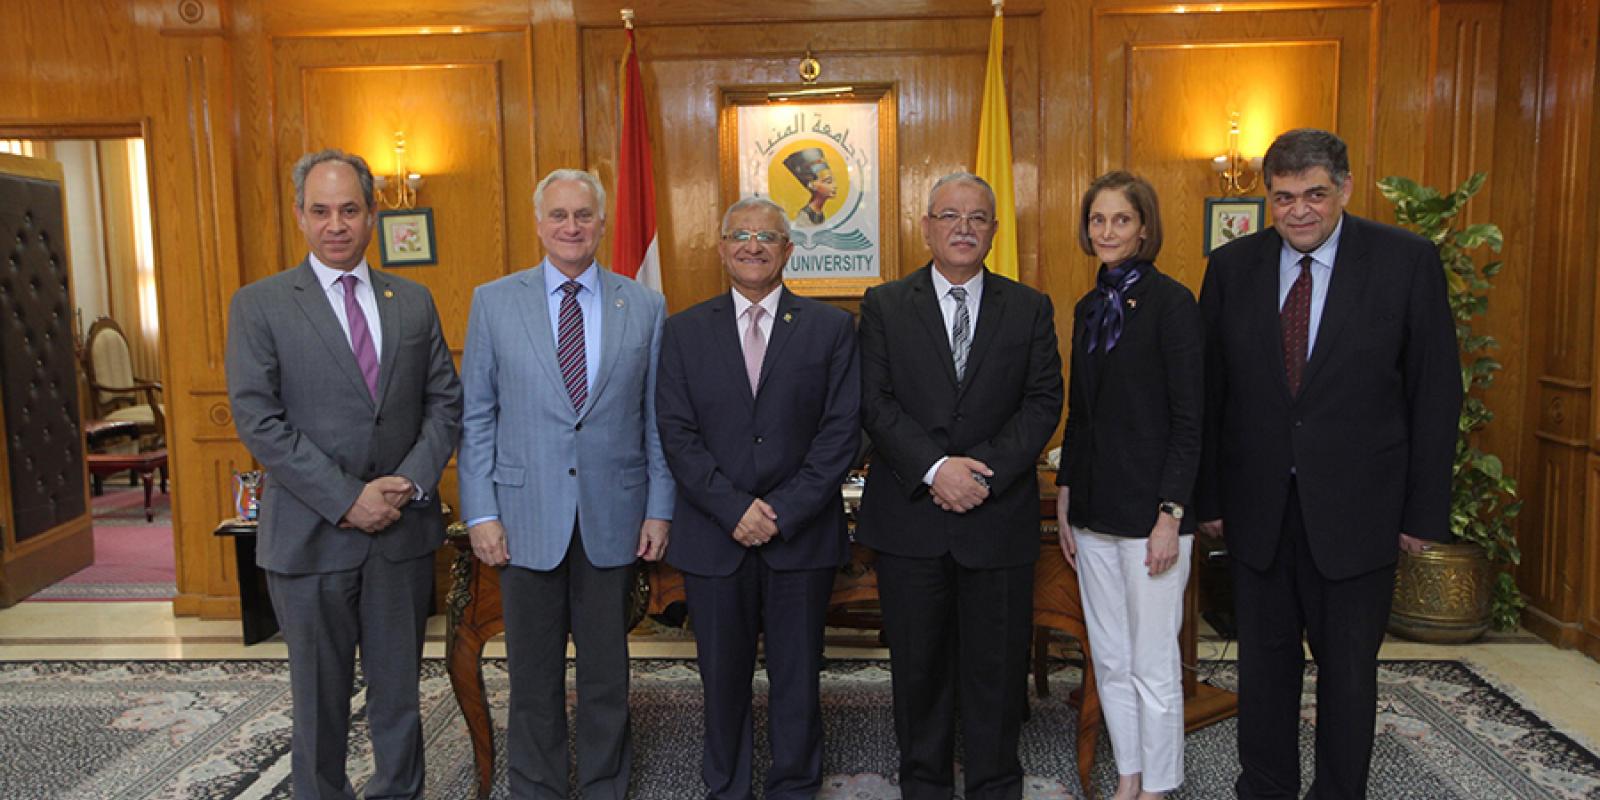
top-left (1074, 526), bottom-right (1193, 792)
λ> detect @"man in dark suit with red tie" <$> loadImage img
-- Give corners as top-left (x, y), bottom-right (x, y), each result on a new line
top-left (856, 173), bottom-right (1063, 800)
top-left (1197, 129), bottom-right (1462, 799)
top-left (655, 196), bottom-right (861, 800)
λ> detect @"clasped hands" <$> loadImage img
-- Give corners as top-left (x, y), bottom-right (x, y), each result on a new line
top-left (340, 475), bottom-right (414, 533)
top-left (733, 498), bottom-right (779, 548)
top-left (931, 457), bottom-right (993, 513)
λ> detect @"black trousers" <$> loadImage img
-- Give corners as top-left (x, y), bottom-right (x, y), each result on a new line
top-left (875, 551), bottom-right (1035, 800)
top-left (501, 528), bottom-right (634, 800)
top-left (1232, 482), bottom-right (1397, 800)
top-left (683, 552), bottom-right (835, 800)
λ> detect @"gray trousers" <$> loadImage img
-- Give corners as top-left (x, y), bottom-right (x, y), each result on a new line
top-left (501, 528), bottom-right (634, 799)
top-left (267, 552), bottom-right (434, 800)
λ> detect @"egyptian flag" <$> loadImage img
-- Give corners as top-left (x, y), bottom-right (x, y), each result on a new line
top-left (612, 25), bottom-right (661, 291)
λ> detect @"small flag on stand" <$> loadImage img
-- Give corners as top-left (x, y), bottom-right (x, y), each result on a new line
top-left (975, 0), bottom-right (1018, 280)
top-left (612, 8), bottom-right (661, 291)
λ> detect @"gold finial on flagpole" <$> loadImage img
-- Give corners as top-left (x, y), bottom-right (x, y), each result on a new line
top-left (992, 0), bottom-right (1003, 16)
top-left (621, 8), bottom-right (634, 29)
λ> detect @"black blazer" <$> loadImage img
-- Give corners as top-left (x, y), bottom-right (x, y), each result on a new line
top-left (656, 287), bottom-right (861, 577)
top-left (1057, 265), bottom-right (1202, 538)
top-left (856, 264), bottom-right (1064, 569)
top-left (1196, 213), bottom-right (1462, 579)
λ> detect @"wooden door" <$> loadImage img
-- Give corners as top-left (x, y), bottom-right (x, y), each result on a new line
top-left (0, 151), bottom-right (94, 605)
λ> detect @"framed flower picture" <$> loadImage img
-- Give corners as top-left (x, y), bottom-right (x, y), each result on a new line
top-left (377, 208), bottom-right (438, 267)
top-left (1203, 197), bottom-right (1265, 256)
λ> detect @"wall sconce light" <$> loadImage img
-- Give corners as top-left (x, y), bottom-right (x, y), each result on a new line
top-left (1211, 112), bottom-right (1262, 196)
top-left (373, 130), bottom-right (425, 210)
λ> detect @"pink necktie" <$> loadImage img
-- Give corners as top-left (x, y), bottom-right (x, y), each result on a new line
top-left (742, 304), bottom-right (767, 395)
top-left (338, 274), bottom-right (379, 400)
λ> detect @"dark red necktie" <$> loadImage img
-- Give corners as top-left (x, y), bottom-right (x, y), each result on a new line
top-left (1281, 255), bottom-right (1313, 396)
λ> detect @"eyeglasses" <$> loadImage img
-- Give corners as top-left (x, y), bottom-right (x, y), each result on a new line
top-left (722, 229), bottom-right (788, 244)
top-left (930, 211), bottom-right (994, 228)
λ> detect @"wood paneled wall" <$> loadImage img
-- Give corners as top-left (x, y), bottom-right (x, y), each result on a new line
top-left (580, 15), bottom-right (1041, 312)
top-left (5, 0), bottom-right (1597, 659)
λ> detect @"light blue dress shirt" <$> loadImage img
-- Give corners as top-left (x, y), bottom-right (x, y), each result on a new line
top-left (544, 259), bottom-right (603, 397)
top-left (467, 260), bottom-right (605, 528)
top-left (1277, 215), bottom-right (1343, 359)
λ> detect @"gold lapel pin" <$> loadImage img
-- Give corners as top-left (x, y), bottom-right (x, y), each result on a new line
top-left (1126, 298), bottom-right (1137, 309)
top-left (615, 298), bottom-right (625, 308)
top-left (783, 312), bottom-right (793, 323)
top-left (384, 289), bottom-right (394, 299)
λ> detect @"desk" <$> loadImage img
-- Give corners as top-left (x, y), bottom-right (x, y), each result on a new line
top-left (211, 519), bottom-right (280, 646)
top-left (442, 477), bottom-right (1110, 798)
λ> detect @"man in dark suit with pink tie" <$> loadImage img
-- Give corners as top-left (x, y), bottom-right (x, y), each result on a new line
top-left (655, 196), bottom-right (861, 800)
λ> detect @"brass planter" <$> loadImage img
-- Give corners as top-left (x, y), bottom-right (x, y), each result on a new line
top-left (1388, 542), bottom-right (1493, 644)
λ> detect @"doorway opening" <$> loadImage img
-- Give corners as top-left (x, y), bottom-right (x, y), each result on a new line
top-left (1, 127), bottom-right (174, 602)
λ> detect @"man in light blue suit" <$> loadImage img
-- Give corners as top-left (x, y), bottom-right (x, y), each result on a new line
top-left (457, 169), bottom-right (673, 799)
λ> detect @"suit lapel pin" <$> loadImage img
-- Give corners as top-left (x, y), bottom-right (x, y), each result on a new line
top-left (1126, 298), bottom-right (1137, 309)
top-left (783, 312), bottom-right (793, 323)
top-left (615, 298), bottom-right (625, 308)
top-left (383, 289), bottom-right (394, 299)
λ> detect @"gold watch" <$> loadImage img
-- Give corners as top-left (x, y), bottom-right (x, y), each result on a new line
top-left (1159, 501), bottom-right (1185, 520)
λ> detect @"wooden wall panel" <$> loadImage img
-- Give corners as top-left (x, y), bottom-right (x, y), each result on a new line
top-left (1, 0), bottom-right (1587, 655)
top-left (1519, 0), bottom-right (1596, 646)
top-left (1093, 6), bottom-right (1374, 289)
top-left (579, 15), bottom-right (1041, 314)
top-left (1124, 41), bottom-right (1339, 289)
top-left (139, 6), bottom-right (248, 617)
top-left (269, 31), bottom-right (537, 352)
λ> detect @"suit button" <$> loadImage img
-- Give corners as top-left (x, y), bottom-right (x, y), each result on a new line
top-left (367, 462), bottom-right (376, 473)
top-left (955, 413), bottom-right (964, 421)
top-left (375, 415), bottom-right (383, 425)
top-left (575, 422), bottom-right (583, 432)
top-left (1294, 420), bottom-right (1303, 428)
top-left (754, 435), bottom-right (764, 445)
top-left (568, 468), bottom-right (577, 476)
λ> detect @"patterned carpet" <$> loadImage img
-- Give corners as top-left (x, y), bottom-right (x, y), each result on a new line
top-left (0, 658), bottom-right (1595, 799)
top-left (30, 486), bottom-right (176, 601)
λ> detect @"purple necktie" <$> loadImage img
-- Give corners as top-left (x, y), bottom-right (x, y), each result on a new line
top-left (1281, 255), bottom-right (1313, 396)
top-left (338, 273), bottom-right (379, 400)
top-left (742, 304), bottom-right (767, 395)
top-left (558, 280), bottom-right (588, 412)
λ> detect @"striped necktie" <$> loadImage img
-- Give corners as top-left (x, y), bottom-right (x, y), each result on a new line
top-left (557, 280), bottom-right (588, 411)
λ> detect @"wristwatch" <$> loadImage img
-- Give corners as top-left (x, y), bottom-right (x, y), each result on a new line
top-left (1158, 501), bottom-right (1185, 520)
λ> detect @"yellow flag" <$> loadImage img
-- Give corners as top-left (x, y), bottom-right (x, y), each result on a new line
top-left (976, 9), bottom-right (1018, 280)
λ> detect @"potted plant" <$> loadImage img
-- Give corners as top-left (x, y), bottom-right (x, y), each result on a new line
top-left (1379, 172), bottom-right (1524, 643)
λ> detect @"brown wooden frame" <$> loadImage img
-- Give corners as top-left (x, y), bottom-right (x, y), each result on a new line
top-left (718, 83), bottom-right (900, 299)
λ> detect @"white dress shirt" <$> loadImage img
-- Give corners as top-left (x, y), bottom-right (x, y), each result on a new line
top-left (923, 268), bottom-right (986, 485)
top-left (731, 285), bottom-right (782, 343)
top-left (308, 254), bottom-right (383, 356)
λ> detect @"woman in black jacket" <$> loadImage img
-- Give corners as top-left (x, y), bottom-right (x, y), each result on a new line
top-left (1056, 171), bottom-right (1202, 800)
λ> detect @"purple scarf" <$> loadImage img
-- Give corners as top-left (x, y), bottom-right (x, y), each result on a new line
top-left (1083, 261), bottom-right (1149, 354)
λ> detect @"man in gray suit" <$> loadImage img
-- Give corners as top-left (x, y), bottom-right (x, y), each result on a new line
top-left (458, 168), bottom-right (673, 799)
top-left (226, 149), bottom-right (463, 799)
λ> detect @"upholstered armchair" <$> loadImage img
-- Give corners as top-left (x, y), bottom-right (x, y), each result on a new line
top-left (82, 316), bottom-right (165, 448)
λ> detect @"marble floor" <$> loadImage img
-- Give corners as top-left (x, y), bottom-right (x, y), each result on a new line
top-left (2, 600), bottom-right (1598, 749)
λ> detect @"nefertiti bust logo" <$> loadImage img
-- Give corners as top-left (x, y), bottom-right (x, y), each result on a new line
top-left (737, 104), bottom-right (881, 280)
